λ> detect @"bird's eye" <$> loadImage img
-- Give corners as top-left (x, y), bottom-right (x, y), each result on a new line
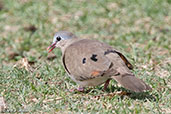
top-left (56, 36), bottom-right (61, 41)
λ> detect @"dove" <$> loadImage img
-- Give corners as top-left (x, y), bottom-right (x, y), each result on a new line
top-left (47, 31), bottom-right (152, 92)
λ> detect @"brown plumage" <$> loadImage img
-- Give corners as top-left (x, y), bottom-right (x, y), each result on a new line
top-left (47, 31), bottom-right (152, 92)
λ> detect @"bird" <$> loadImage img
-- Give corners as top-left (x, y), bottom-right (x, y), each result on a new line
top-left (47, 31), bottom-right (152, 93)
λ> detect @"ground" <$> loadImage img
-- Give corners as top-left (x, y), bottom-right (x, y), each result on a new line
top-left (0, 0), bottom-right (171, 113)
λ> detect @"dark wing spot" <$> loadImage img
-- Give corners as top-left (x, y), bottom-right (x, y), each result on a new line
top-left (82, 58), bottom-right (86, 64)
top-left (90, 54), bottom-right (98, 62)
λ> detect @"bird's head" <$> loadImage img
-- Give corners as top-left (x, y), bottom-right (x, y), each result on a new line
top-left (47, 31), bottom-right (77, 53)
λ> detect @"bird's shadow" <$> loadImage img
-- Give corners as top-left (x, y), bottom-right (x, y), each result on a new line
top-left (106, 86), bottom-right (156, 101)
top-left (83, 86), bottom-right (156, 102)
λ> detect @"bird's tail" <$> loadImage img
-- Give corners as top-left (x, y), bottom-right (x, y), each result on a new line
top-left (112, 74), bottom-right (152, 92)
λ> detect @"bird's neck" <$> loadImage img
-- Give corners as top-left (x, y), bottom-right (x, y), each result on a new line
top-left (60, 38), bottom-right (80, 54)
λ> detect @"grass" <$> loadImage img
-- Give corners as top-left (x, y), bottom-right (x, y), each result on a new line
top-left (0, 0), bottom-right (170, 113)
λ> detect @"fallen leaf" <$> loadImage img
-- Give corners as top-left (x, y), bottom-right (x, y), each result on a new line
top-left (24, 25), bottom-right (37, 33)
top-left (4, 25), bottom-right (20, 32)
top-left (0, 97), bottom-right (6, 112)
top-left (13, 58), bottom-right (33, 71)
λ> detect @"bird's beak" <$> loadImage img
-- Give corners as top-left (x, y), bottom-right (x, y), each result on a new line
top-left (47, 42), bottom-right (56, 53)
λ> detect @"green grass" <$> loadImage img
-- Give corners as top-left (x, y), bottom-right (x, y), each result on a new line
top-left (0, 0), bottom-right (170, 113)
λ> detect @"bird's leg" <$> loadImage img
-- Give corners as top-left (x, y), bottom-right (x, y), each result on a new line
top-left (103, 79), bottom-right (111, 90)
